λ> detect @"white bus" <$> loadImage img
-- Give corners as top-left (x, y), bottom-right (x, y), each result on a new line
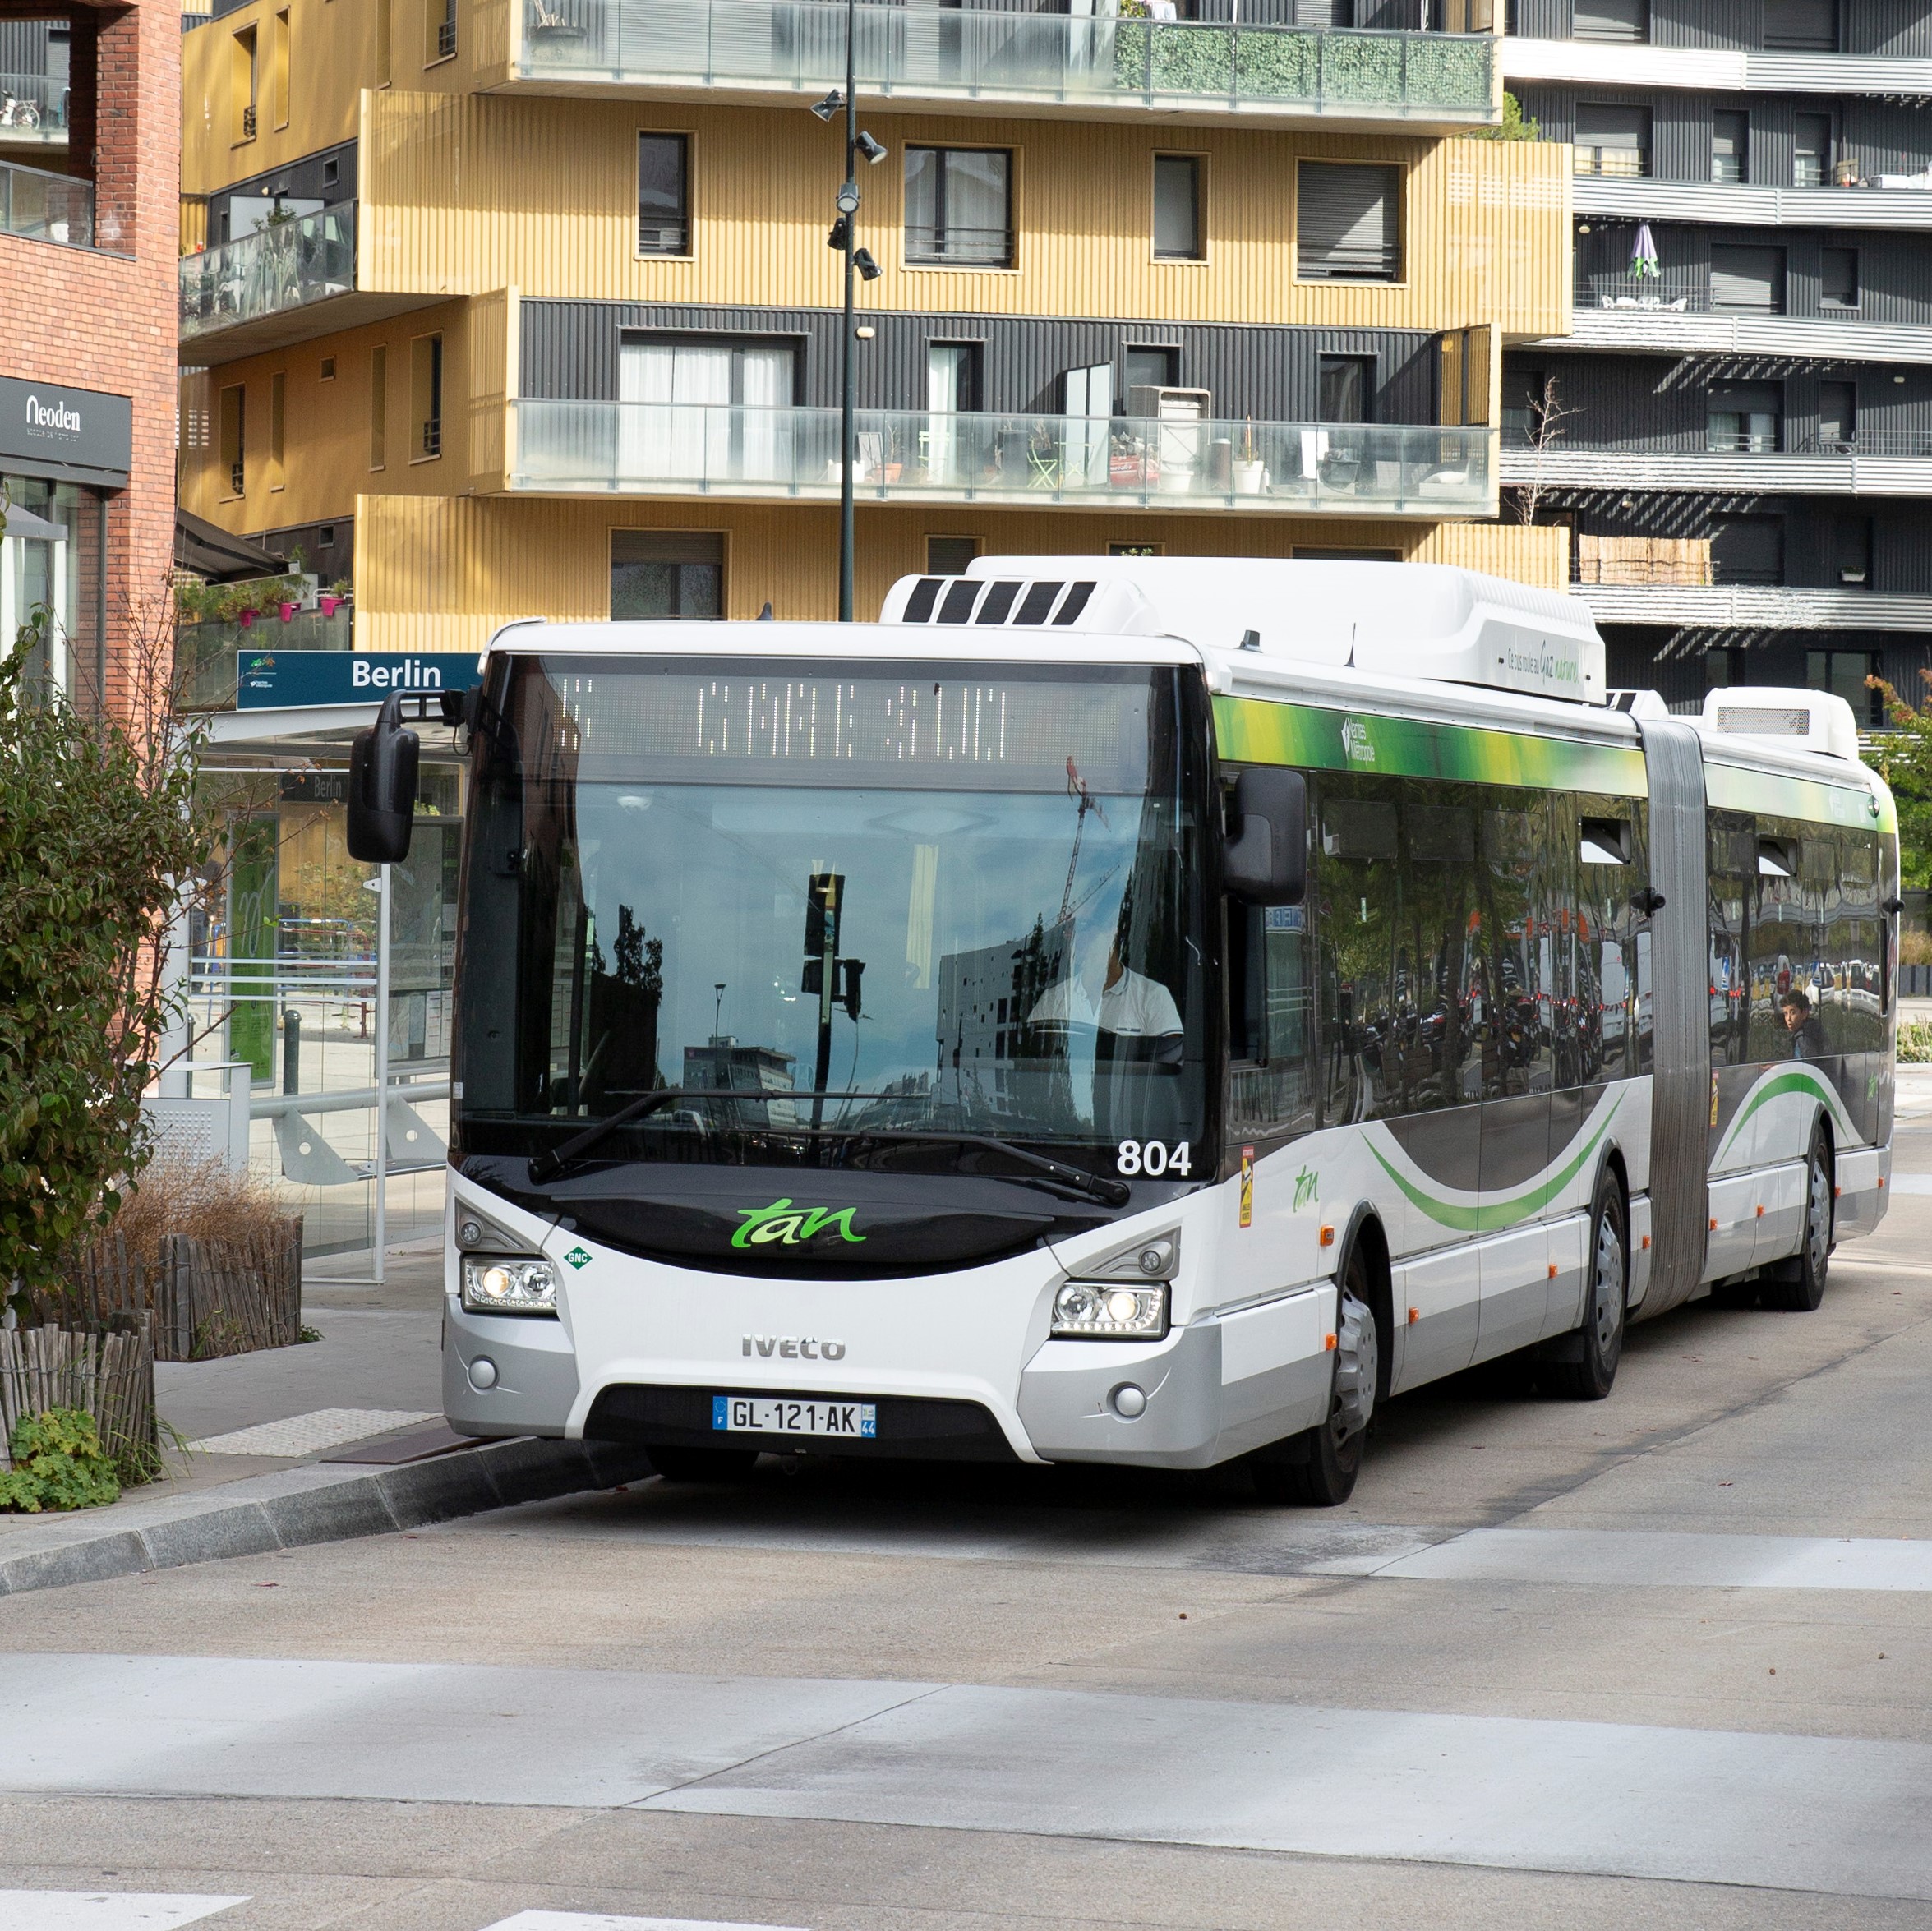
top-left (348, 559), bottom-right (1899, 1505)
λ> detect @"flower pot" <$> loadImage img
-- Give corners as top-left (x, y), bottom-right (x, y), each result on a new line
top-left (1233, 460), bottom-right (1267, 495)
top-left (279, 602), bottom-right (297, 622)
top-left (1157, 463), bottom-right (1195, 496)
top-left (237, 609), bottom-right (256, 628)
top-left (883, 462), bottom-right (903, 484)
top-left (319, 596), bottom-right (339, 617)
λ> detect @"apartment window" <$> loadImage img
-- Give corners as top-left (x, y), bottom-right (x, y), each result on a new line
top-left (268, 371), bottom-right (286, 491)
top-left (1501, 366), bottom-right (1543, 445)
top-left (1123, 345), bottom-right (1178, 399)
top-left (1764, 0), bottom-right (1837, 52)
top-left (1708, 380), bottom-right (1782, 453)
top-left (927, 536), bottom-right (980, 575)
top-left (1574, 0), bottom-right (1648, 40)
top-left (1711, 514), bottom-right (1783, 584)
top-left (231, 25), bottom-right (257, 143)
top-left (219, 384), bottom-right (246, 497)
top-left (320, 355), bottom-right (336, 380)
top-left (1109, 542), bottom-right (1162, 556)
top-left (638, 134), bottom-right (689, 255)
top-left (1297, 162), bottom-right (1399, 281)
top-left (1319, 355), bottom-right (1374, 424)
top-left (1794, 113), bottom-right (1833, 187)
top-left (370, 343), bottom-right (387, 469)
top-left (1833, 516), bottom-right (1874, 588)
top-left (1705, 647), bottom-right (1742, 690)
top-left (905, 147), bottom-right (1012, 267)
top-left (1574, 103), bottom-right (1650, 179)
top-left (1818, 380), bottom-right (1856, 451)
top-left (611, 530), bottom-right (723, 619)
top-left (1712, 111), bottom-right (1748, 185)
top-left (1711, 243), bottom-right (1786, 314)
top-left (928, 343), bottom-right (981, 413)
top-left (1821, 247), bottom-right (1860, 311)
top-left (1153, 154), bottom-right (1204, 261)
top-left (270, 9), bottom-right (290, 130)
top-left (1808, 650), bottom-right (1880, 728)
top-left (411, 334), bottom-right (443, 461)
top-left (428, 0), bottom-right (455, 62)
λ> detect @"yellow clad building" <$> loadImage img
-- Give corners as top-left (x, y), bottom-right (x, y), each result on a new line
top-left (178, 0), bottom-right (1571, 646)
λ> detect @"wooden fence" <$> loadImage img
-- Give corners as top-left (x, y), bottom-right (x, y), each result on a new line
top-left (0, 1322), bottom-right (158, 1478)
top-left (39, 1218), bottom-right (304, 1362)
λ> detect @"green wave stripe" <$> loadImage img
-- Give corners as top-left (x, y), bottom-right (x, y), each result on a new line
top-left (1213, 697), bottom-right (1648, 798)
top-left (1367, 1103), bottom-right (1619, 1234)
top-left (1716, 1067), bottom-right (1857, 1163)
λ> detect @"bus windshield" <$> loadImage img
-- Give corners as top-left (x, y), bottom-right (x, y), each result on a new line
top-left (454, 655), bottom-right (1211, 1182)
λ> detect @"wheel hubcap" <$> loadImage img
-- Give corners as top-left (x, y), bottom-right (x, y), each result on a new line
top-left (1810, 1158), bottom-right (1832, 1275)
top-left (1593, 1215), bottom-right (1625, 1353)
top-left (1332, 1289), bottom-right (1377, 1442)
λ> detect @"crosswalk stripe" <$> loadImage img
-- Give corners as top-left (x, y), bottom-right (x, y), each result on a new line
top-left (478, 1915), bottom-right (808, 1930)
top-left (0, 1895), bottom-right (247, 1929)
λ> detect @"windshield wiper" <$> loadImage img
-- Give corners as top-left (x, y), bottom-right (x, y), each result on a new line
top-left (528, 1093), bottom-right (1132, 1204)
top-left (528, 1088), bottom-right (925, 1184)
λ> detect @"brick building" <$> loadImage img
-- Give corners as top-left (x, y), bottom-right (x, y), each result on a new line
top-left (0, 0), bottom-right (177, 711)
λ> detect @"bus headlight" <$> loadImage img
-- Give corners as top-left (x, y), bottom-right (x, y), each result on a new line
top-left (1052, 1281), bottom-right (1168, 1339)
top-left (460, 1256), bottom-right (560, 1316)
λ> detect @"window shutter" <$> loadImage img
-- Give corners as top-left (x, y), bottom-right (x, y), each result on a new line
top-left (1710, 245), bottom-right (1784, 313)
top-left (1297, 162), bottom-right (1399, 282)
top-left (1764, 0), bottom-right (1836, 51)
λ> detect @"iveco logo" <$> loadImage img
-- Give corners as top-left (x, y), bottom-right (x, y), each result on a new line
top-left (743, 1334), bottom-right (847, 1361)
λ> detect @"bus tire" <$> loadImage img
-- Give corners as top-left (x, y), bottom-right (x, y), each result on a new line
top-left (1250, 1247), bottom-right (1375, 1507)
top-left (1545, 1169), bottom-right (1626, 1402)
top-left (1763, 1126), bottom-right (1833, 1314)
top-left (646, 1444), bottom-right (760, 1483)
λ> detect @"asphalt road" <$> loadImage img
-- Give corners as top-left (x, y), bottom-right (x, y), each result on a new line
top-left (4, 1111), bottom-right (1932, 1931)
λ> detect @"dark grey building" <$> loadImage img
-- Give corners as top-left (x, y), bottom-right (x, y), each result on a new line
top-left (1503, 0), bottom-right (1932, 721)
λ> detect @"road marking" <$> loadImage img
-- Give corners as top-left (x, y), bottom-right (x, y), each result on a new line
top-left (0, 1896), bottom-right (247, 1929)
top-left (188, 1409), bottom-right (439, 1457)
top-left (1359, 1527), bottom-right (1932, 1591)
top-left (4, 1658), bottom-right (1931, 1901)
top-left (479, 1917), bottom-right (808, 1930)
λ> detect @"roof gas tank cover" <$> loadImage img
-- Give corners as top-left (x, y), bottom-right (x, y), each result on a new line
top-left (1702, 687), bottom-right (1864, 763)
top-left (879, 558), bottom-right (1607, 706)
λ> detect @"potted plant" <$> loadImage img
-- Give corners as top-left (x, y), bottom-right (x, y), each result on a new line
top-left (1234, 419), bottom-right (1267, 495)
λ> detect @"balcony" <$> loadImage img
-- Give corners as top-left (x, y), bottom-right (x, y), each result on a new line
top-left (1572, 173), bottom-right (1932, 231)
top-left (508, 399), bottom-right (1495, 518)
top-left (0, 71), bottom-right (69, 152)
top-left (1574, 579), bottom-right (1932, 634)
top-left (0, 154), bottom-right (91, 249)
top-left (179, 207), bottom-right (355, 360)
top-left (1504, 34), bottom-right (1932, 100)
top-left (507, 0), bottom-right (1498, 132)
top-left (1501, 432), bottom-right (1932, 498)
top-left (1539, 274), bottom-right (1932, 363)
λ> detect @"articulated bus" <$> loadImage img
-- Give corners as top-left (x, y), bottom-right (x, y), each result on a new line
top-left (349, 559), bottom-right (1898, 1505)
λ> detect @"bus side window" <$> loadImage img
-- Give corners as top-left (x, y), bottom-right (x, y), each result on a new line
top-left (1318, 782), bottom-right (1399, 1125)
top-left (1402, 792), bottom-right (1478, 1113)
top-left (1476, 801), bottom-right (1550, 1101)
top-left (1707, 814), bottom-right (1754, 1068)
top-left (1837, 831), bottom-right (1883, 1051)
top-left (1227, 801), bottom-right (1317, 1142)
top-left (1575, 799), bottom-right (1637, 1085)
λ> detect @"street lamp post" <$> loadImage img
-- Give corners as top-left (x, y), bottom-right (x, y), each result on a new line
top-left (813, 7), bottom-right (885, 622)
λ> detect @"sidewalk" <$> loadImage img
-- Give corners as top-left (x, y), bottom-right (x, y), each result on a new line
top-left (0, 1237), bottom-right (649, 1594)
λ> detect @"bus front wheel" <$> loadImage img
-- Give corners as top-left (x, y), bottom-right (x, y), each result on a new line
top-left (1250, 1250), bottom-right (1376, 1507)
top-left (1763, 1127), bottom-right (1833, 1313)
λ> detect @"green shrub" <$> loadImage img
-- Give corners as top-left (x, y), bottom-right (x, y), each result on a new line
top-left (1900, 1021), bottom-right (1932, 1065)
top-left (0, 1408), bottom-right (121, 1513)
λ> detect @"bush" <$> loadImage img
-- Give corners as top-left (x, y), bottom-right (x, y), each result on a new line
top-left (107, 1153), bottom-right (287, 1261)
top-left (0, 1407), bottom-right (120, 1513)
top-left (1899, 1021), bottom-right (1932, 1065)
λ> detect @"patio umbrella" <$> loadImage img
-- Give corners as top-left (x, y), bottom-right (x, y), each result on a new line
top-left (1630, 221), bottom-right (1661, 281)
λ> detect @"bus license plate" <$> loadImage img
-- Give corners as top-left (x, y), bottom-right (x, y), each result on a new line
top-left (712, 1395), bottom-right (877, 1439)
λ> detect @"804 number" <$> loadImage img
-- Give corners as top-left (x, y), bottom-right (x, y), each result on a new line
top-left (1116, 1140), bottom-right (1192, 1178)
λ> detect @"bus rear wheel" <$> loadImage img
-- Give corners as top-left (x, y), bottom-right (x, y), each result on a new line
top-left (1250, 1251), bottom-right (1376, 1507)
top-left (646, 1444), bottom-right (761, 1483)
top-left (1763, 1127), bottom-right (1833, 1314)
top-left (1544, 1171), bottom-right (1626, 1401)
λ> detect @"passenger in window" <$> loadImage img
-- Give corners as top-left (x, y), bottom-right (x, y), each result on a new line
top-left (1779, 988), bottom-right (1825, 1061)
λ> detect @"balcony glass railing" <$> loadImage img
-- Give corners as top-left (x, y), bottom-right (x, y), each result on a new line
top-left (0, 71), bottom-right (69, 131)
top-left (510, 399), bottom-right (1494, 513)
top-left (0, 154), bottom-right (91, 247)
top-left (178, 205), bottom-right (355, 341)
top-left (518, 0), bottom-right (1496, 120)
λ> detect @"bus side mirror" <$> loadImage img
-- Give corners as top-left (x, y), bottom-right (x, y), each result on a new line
top-left (1224, 767), bottom-right (1306, 906)
top-left (347, 691), bottom-right (419, 864)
